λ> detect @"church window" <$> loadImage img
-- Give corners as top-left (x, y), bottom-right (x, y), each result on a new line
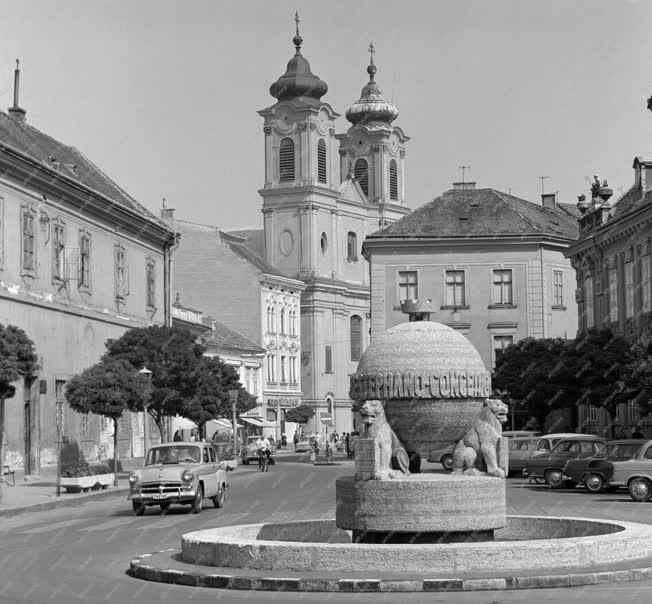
top-left (325, 345), bottom-right (333, 374)
top-left (347, 232), bottom-right (358, 262)
top-left (390, 160), bottom-right (398, 200)
top-left (350, 315), bottom-right (363, 362)
top-left (279, 138), bottom-right (295, 182)
top-left (320, 232), bottom-right (328, 254)
top-left (354, 158), bottom-right (369, 197)
top-left (317, 139), bottom-right (327, 184)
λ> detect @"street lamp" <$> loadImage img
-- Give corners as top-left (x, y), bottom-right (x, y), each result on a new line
top-left (139, 367), bottom-right (152, 458)
top-left (228, 389), bottom-right (238, 459)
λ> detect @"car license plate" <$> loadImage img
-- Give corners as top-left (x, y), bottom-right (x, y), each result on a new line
top-left (152, 493), bottom-right (168, 500)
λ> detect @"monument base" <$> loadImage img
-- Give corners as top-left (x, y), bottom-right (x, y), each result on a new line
top-left (336, 473), bottom-right (506, 534)
top-left (352, 529), bottom-right (494, 544)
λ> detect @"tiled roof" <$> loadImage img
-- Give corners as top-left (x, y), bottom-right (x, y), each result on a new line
top-left (225, 229), bottom-right (265, 257)
top-left (220, 231), bottom-right (288, 279)
top-left (612, 184), bottom-right (651, 218)
top-left (0, 111), bottom-right (165, 226)
top-left (369, 188), bottom-right (579, 241)
top-left (200, 320), bottom-right (265, 355)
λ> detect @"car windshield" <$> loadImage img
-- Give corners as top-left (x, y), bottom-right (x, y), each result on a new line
top-left (145, 445), bottom-right (201, 465)
top-left (606, 443), bottom-right (643, 459)
top-left (552, 440), bottom-right (596, 454)
top-left (509, 439), bottom-right (538, 451)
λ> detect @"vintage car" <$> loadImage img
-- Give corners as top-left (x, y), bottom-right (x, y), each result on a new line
top-left (294, 437), bottom-right (312, 453)
top-left (502, 431), bottom-right (542, 439)
top-left (523, 435), bottom-right (606, 488)
top-left (507, 436), bottom-right (541, 476)
top-left (128, 442), bottom-right (229, 515)
top-left (599, 439), bottom-right (652, 501)
top-left (427, 443), bottom-right (455, 471)
top-left (563, 439), bottom-right (646, 493)
top-left (241, 435), bottom-right (277, 465)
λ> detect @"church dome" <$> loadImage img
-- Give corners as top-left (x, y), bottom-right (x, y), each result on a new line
top-left (269, 22), bottom-right (328, 101)
top-left (345, 44), bottom-right (398, 126)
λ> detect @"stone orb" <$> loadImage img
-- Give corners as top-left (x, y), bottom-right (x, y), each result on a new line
top-left (350, 321), bottom-right (491, 455)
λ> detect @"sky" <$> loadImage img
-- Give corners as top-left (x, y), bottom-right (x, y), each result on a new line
top-left (1, 0), bottom-right (652, 230)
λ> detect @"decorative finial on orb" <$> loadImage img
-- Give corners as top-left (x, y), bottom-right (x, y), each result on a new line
top-left (367, 41), bottom-right (377, 81)
top-left (293, 10), bottom-right (303, 53)
top-left (368, 42), bottom-right (375, 65)
top-left (16, 59), bottom-right (19, 70)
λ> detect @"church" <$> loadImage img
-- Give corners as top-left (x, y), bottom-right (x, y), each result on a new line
top-left (251, 15), bottom-right (411, 433)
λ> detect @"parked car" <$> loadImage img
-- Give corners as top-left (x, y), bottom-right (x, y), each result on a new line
top-left (212, 432), bottom-right (240, 460)
top-left (241, 435), bottom-right (277, 465)
top-left (427, 443), bottom-right (455, 471)
top-left (563, 439), bottom-right (646, 493)
top-left (502, 431), bottom-right (542, 439)
top-left (294, 438), bottom-right (312, 453)
top-left (600, 439), bottom-right (652, 501)
top-left (507, 437), bottom-right (541, 476)
top-left (128, 442), bottom-right (228, 515)
top-left (523, 435), bottom-right (606, 488)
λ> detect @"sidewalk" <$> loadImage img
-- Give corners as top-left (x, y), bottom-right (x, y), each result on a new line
top-left (0, 475), bottom-right (131, 517)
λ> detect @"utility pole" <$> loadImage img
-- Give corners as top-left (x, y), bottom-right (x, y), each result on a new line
top-left (138, 368), bottom-right (152, 458)
top-left (539, 176), bottom-right (550, 196)
top-left (229, 389), bottom-right (238, 460)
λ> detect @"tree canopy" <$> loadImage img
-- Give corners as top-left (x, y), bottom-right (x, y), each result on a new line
top-left (65, 358), bottom-right (146, 419)
top-left (182, 356), bottom-right (257, 436)
top-left (285, 404), bottom-right (315, 425)
top-left (0, 324), bottom-right (38, 392)
top-left (103, 326), bottom-right (206, 435)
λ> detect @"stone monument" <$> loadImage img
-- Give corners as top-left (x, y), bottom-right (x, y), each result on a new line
top-left (337, 303), bottom-right (508, 543)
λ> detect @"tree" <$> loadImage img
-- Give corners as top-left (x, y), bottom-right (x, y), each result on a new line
top-left (285, 404), bottom-right (315, 426)
top-left (182, 356), bottom-right (257, 439)
top-left (623, 339), bottom-right (652, 421)
top-left (65, 358), bottom-right (146, 486)
top-left (103, 326), bottom-right (206, 440)
top-left (493, 337), bottom-right (569, 431)
top-left (0, 325), bottom-right (38, 503)
top-left (563, 329), bottom-right (633, 438)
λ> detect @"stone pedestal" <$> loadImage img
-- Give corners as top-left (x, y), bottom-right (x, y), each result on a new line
top-left (336, 474), bottom-right (506, 537)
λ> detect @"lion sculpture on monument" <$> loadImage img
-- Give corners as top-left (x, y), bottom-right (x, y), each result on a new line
top-left (354, 400), bottom-right (410, 480)
top-left (452, 398), bottom-right (509, 478)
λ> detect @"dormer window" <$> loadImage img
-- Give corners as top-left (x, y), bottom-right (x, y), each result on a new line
top-left (354, 158), bottom-right (369, 196)
top-left (279, 138), bottom-right (295, 182)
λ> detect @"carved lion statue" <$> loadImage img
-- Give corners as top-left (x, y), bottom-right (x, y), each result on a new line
top-left (355, 400), bottom-right (410, 480)
top-left (452, 398), bottom-right (508, 478)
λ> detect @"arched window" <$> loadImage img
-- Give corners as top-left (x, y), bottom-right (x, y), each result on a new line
top-left (350, 315), bottom-right (363, 362)
top-left (347, 232), bottom-right (358, 262)
top-left (317, 139), bottom-right (327, 184)
top-left (280, 309), bottom-right (286, 334)
top-left (270, 306), bottom-right (276, 333)
top-left (320, 232), bottom-right (328, 254)
top-left (266, 306), bottom-right (272, 331)
top-left (389, 159), bottom-right (398, 200)
top-left (354, 158), bottom-right (369, 196)
top-left (279, 138), bottom-right (295, 182)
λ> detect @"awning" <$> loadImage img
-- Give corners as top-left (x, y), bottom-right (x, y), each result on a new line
top-left (210, 418), bottom-right (244, 429)
top-left (172, 416), bottom-right (196, 430)
top-left (241, 417), bottom-right (264, 427)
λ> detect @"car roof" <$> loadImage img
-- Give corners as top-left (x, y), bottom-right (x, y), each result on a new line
top-left (150, 442), bottom-right (207, 447)
top-left (605, 439), bottom-right (648, 445)
top-left (508, 436), bottom-right (540, 441)
top-left (543, 433), bottom-right (603, 439)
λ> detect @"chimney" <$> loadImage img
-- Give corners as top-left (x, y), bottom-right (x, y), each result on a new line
top-left (576, 194), bottom-right (589, 214)
top-left (452, 181), bottom-right (476, 191)
top-left (160, 198), bottom-right (175, 223)
top-left (8, 59), bottom-right (26, 122)
top-left (541, 192), bottom-right (557, 209)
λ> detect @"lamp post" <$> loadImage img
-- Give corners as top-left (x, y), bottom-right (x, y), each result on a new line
top-left (138, 368), bottom-right (152, 458)
top-left (228, 389), bottom-right (238, 459)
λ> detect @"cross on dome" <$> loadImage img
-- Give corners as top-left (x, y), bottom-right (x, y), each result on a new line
top-left (368, 42), bottom-right (375, 65)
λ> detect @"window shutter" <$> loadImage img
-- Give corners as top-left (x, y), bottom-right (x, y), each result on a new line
top-left (354, 159), bottom-right (369, 196)
top-left (317, 139), bottom-right (327, 183)
top-left (279, 138), bottom-right (295, 182)
top-left (389, 160), bottom-right (398, 200)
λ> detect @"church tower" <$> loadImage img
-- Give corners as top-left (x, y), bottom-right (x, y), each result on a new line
top-left (337, 44), bottom-right (409, 226)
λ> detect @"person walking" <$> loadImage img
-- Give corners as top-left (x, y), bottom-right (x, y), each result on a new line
top-left (293, 431), bottom-right (299, 450)
top-left (345, 432), bottom-right (351, 459)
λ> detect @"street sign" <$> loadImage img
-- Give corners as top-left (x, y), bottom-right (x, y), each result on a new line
top-left (320, 412), bottom-right (332, 425)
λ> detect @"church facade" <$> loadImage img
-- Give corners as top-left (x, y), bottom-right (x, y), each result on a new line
top-left (257, 21), bottom-right (410, 433)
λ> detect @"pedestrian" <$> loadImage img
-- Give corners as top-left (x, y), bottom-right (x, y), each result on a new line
top-left (325, 440), bottom-right (333, 463)
top-left (293, 431), bottom-right (299, 450)
top-left (345, 432), bottom-right (350, 459)
top-left (632, 426), bottom-right (644, 439)
top-left (281, 433), bottom-right (287, 449)
top-left (349, 431), bottom-right (359, 459)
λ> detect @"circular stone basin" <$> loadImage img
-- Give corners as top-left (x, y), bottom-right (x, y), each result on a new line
top-left (351, 322), bottom-right (491, 455)
top-left (180, 516), bottom-right (652, 575)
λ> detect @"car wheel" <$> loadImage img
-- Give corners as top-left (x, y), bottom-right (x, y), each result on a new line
top-left (212, 484), bottom-right (225, 509)
top-left (191, 484), bottom-right (204, 513)
top-left (408, 452), bottom-right (421, 474)
top-left (132, 501), bottom-right (145, 516)
top-left (545, 469), bottom-right (565, 488)
top-left (440, 454), bottom-right (454, 472)
top-left (585, 474), bottom-right (605, 493)
top-left (629, 478), bottom-right (652, 502)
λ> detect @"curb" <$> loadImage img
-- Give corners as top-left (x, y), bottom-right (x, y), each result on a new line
top-left (128, 550), bottom-right (652, 592)
top-left (0, 487), bottom-right (130, 518)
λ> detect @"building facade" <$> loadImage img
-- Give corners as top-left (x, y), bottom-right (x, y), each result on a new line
top-left (566, 163), bottom-right (652, 436)
top-left (256, 26), bottom-right (409, 434)
top-left (0, 67), bottom-right (176, 474)
top-left (363, 184), bottom-right (580, 372)
top-left (165, 213), bottom-right (304, 438)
